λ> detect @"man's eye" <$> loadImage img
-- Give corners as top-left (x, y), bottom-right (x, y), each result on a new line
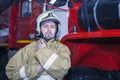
top-left (43, 25), bottom-right (48, 28)
top-left (51, 26), bottom-right (56, 29)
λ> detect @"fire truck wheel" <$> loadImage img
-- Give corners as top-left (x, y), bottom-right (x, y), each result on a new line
top-left (64, 67), bottom-right (120, 80)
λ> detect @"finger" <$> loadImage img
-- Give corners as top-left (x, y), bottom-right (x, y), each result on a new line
top-left (38, 39), bottom-right (42, 44)
top-left (41, 39), bottom-right (46, 45)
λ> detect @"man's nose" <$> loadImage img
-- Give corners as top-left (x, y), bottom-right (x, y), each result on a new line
top-left (47, 26), bottom-right (51, 31)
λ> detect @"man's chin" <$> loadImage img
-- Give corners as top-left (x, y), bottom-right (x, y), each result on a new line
top-left (44, 37), bottom-right (54, 42)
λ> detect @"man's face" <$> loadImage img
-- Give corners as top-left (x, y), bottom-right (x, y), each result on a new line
top-left (40, 21), bottom-right (56, 40)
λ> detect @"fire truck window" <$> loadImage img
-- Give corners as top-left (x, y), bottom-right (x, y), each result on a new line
top-left (21, 0), bottom-right (32, 18)
top-left (74, 0), bottom-right (83, 2)
top-left (36, 0), bottom-right (67, 7)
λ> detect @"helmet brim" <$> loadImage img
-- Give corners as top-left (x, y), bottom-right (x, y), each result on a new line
top-left (41, 18), bottom-right (60, 25)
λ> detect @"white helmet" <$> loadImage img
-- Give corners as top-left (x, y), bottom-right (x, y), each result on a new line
top-left (36, 11), bottom-right (60, 40)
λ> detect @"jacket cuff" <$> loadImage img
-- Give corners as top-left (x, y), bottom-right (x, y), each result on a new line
top-left (43, 53), bottom-right (58, 70)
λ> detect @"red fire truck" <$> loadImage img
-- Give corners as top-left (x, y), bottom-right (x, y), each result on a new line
top-left (0, 0), bottom-right (120, 79)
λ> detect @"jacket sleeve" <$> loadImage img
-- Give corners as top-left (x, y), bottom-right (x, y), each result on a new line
top-left (6, 47), bottom-right (39, 80)
top-left (34, 44), bottom-right (71, 80)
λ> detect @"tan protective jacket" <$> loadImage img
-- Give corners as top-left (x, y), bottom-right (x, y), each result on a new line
top-left (6, 40), bottom-right (71, 80)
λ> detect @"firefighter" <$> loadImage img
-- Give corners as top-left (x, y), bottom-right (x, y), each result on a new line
top-left (6, 11), bottom-right (71, 80)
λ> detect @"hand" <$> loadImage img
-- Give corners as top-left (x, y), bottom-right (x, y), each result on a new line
top-left (36, 39), bottom-right (46, 51)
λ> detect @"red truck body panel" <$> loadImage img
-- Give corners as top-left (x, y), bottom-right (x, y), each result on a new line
top-left (0, 0), bottom-right (120, 71)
